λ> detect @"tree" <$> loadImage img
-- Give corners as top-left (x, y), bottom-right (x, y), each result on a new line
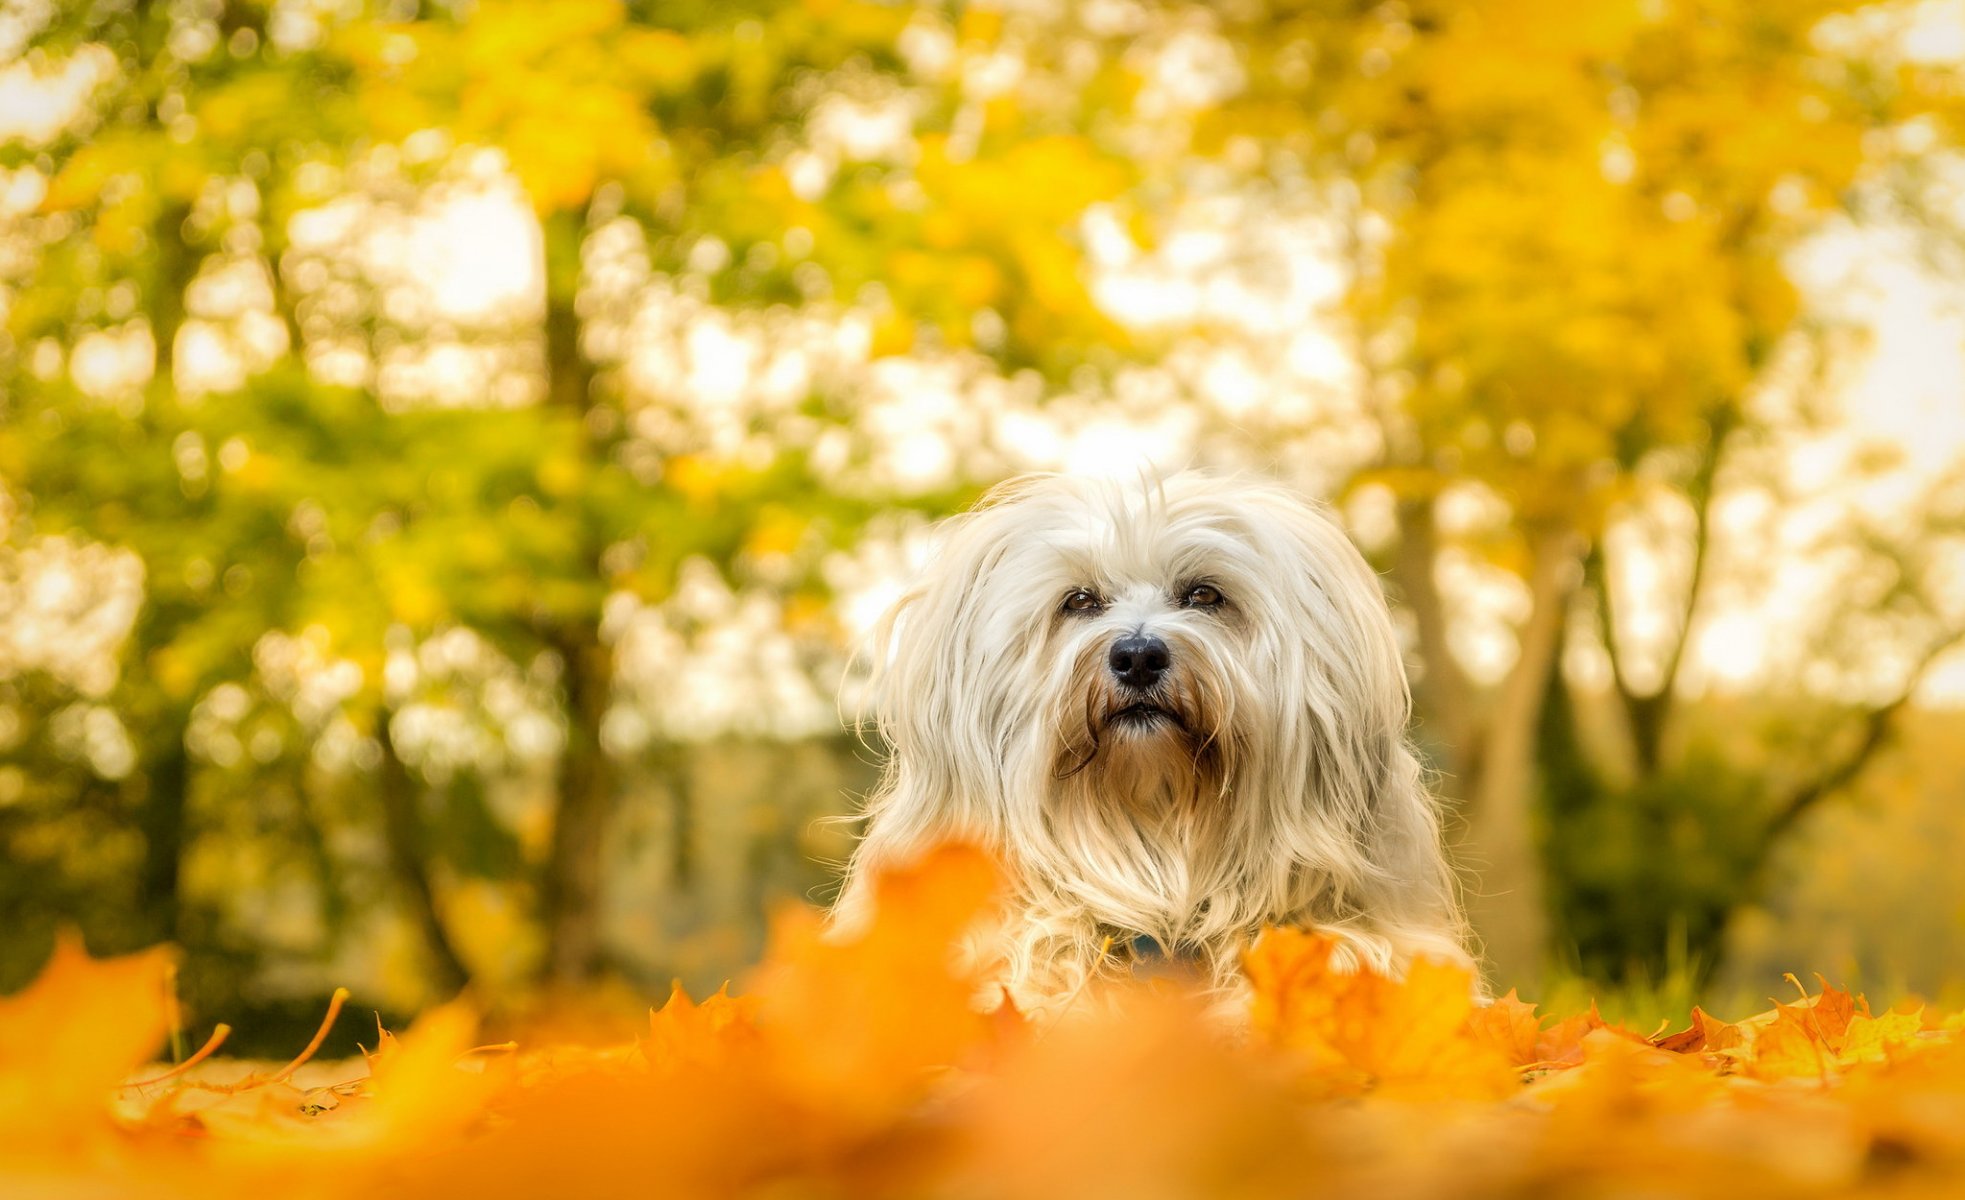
top-left (326, 0), bottom-right (1148, 987)
top-left (2, 0), bottom-right (363, 968)
top-left (7, 0), bottom-right (1959, 1010)
top-left (4, 0), bottom-right (1155, 999)
top-left (1206, 0), bottom-right (1965, 984)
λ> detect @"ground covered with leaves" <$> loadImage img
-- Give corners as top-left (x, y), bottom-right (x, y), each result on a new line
top-left (7, 847), bottom-right (1965, 1199)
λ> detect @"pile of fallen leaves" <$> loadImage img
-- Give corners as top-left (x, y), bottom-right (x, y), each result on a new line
top-left (8, 847), bottom-right (1965, 1199)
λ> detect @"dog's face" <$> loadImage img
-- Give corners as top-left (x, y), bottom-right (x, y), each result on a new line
top-left (1044, 535), bottom-right (1245, 796)
top-left (866, 472), bottom-right (1413, 842)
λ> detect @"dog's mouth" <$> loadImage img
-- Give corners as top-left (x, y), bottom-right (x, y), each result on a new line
top-left (1105, 700), bottom-right (1183, 732)
top-left (1056, 689), bottom-right (1215, 779)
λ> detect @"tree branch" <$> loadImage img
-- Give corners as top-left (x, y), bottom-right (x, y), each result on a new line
top-left (1764, 625), bottom-right (1965, 842)
top-left (373, 710), bottom-right (473, 996)
top-left (1586, 543), bottom-right (1642, 721)
top-left (1392, 495), bottom-right (1478, 779)
top-left (1651, 408), bottom-right (1735, 710)
top-left (1594, 409), bottom-right (1736, 776)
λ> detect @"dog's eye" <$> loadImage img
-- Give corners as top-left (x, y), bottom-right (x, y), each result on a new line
top-left (1182, 583), bottom-right (1224, 608)
top-left (1061, 588), bottom-right (1104, 614)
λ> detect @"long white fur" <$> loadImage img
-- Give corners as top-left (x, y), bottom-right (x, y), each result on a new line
top-left (831, 471), bottom-right (1471, 1013)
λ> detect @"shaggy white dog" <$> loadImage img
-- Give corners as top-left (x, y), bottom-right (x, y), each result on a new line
top-left (832, 471), bottom-right (1470, 1012)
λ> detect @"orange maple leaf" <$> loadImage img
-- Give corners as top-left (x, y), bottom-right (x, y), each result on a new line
top-left (0, 933), bottom-right (173, 1142)
top-left (1739, 976), bottom-right (1898, 1080)
top-left (1244, 928), bottom-right (1517, 1100)
top-left (1651, 1006), bottom-right (1748, 1062)
top-left (1744, 1005), bottom-right (1835, 1081)
top-left (642, 981), bottom-right (761, 1074)
top-left (1465, 989), bottom-right (1543, 1067)
top-left (1838, 1008), bottom-right (1927, 1065)
top-left (747, 842), bottom-right (1004, 1124)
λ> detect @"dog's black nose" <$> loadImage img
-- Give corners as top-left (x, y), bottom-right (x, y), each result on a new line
top-left (1108, 633), bottom-right (1170, 690)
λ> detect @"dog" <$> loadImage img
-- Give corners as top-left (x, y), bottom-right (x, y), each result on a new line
top-left (831, 471), bottom-right (1471, 1014)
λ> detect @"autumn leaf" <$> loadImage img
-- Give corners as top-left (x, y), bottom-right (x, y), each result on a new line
top-left (1839, 1009), bottom-right (1927, 1065)
top-left (1465, 988), bottom-right (1544, 1067)
top-left (1744, 1004), bottom-right (1838, 1081)
top-left (641, 981), bottom-right (761, 1074)
top-left (1651, 1006), bottom-right (1748, 1062)
top-left (1244, 928), bottom-right (1517, 1100)
top-left (961, 986), bottom-right (1307, 1200)
top-left (1542, 1002), bottom-right (1670, 1071)
top-left (0, 933), bottom-right (172, 1141)
top-left (745, 842), bottom-right (1003, 1125)
top-left (7, 851), bottom-right (1965, 1199)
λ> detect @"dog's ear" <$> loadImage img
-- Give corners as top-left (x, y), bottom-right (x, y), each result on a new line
top-left (1216, 485), bottom-right (1410, 802)
top-left (1231, 483), bottom-right (1470, 964)
top-left (846, 479), bottom-right (1064, 867)
top-left (859, 474), bottom-right (1080, 746)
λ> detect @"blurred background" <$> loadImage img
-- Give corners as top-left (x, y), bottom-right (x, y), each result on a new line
top-left (2, 0), bottom-right (1964, 1049)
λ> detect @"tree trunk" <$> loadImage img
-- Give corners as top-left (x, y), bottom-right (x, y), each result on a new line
top-left (1599, 410), bottom-right (1734, 779)
top-left (150, 201), bottom-right (194, 388)
top-left (1393, 496), bottom-right (1477, 784)
top-left (374, 713), bottom-right (472, 996)
top-left (659, 744), bottom-right (695, 891)
top-left (532, 206), bottom-right (619, 989)
top-left (136, 723), bottom-right (190, 946)
top-left (540, 624), bottom-right (615, 986)
top-left (1457, 522), bottom-right (1578, 991)
top-left (128, 136), bottom-right (202, 944)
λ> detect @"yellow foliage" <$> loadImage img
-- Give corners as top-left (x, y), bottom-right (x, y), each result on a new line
top-left (1223, 0), bottom-right (1903, 527)
top-left (341, 0), bottom-right (680, 214)
top-left (662, 454), bottom-right (722, 506)
top-left (867, 311), bottom-right (917, 358)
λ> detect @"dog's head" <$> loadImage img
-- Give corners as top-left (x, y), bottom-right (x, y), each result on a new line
top-left (843, 470), bottom-right (1468, 989)
top-left (861, 472), bottom-right (1413, 839)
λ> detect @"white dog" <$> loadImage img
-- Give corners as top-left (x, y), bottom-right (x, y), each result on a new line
top-left (832, 471), bottom-right (1470, 1012)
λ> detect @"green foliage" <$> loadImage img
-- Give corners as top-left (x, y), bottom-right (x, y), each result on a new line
top-left (1543, 742), bottom-right (1774, 987)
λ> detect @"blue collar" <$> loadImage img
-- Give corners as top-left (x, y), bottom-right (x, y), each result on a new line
top-left (1125, 933), bottom-right (1206, 966)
